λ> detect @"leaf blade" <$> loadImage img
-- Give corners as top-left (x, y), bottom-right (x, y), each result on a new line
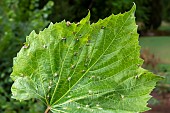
top-left (11, 4), bottom-right (162, 113)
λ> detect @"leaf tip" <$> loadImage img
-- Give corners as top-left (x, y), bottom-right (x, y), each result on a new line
top-left (87, 10), bottom-right (90, 16)
top-left (79, 11), bottom-right (90, 24)
top-left (86, 10), bottom-right (91, 21)
top-left (131, 2), bottom-right (136, 12)
top-left (49, 22), bottom-right (54, 28)
top-left (30, 30), bottom-right (37, 36)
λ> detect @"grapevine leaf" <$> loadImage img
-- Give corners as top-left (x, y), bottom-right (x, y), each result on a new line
top-left (11, 4), bottom-right (162, 113)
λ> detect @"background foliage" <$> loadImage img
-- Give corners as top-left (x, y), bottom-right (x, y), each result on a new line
top-left (0, 0), bottom-right (53, 112)
top-left (41, 0), bottom-right (167, 30)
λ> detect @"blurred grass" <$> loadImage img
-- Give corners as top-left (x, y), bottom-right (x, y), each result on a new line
top-left (158, 26), bottom-right (170, 31)
top-left (139, 36), bottom-right (170, 64)
top-left (158, 63), bottom-right (170, 71)
top-left (158, 21), bottom-right (170, 31)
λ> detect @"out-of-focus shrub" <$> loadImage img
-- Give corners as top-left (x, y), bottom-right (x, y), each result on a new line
top-left (0, 0), bottom-right (53, 112)
top-left (44, 0), bottom-right (150, 23)
top-left (140, 48), bottom-right (160, 72)
top-left (42, 0), bottom-right (163, 30)
top-left (162, 0), bottom-right (170, 22)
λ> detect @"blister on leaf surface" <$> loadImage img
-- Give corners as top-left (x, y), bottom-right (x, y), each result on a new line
top-left (11, 4), bottom-right (161, 113)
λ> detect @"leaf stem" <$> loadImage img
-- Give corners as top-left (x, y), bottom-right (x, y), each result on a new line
top-left (45, 106), bottom-right (50, 113)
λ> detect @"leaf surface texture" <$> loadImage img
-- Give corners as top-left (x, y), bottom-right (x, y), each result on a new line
top-left (11, 5), bottom-right (161, 113)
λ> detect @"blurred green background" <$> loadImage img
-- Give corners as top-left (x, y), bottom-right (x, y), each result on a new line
top-left (0, 0), bottom-right (170, 113)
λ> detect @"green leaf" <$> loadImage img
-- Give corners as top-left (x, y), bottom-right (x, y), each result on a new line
top-left (11, 4), bottom-right (161, 113)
